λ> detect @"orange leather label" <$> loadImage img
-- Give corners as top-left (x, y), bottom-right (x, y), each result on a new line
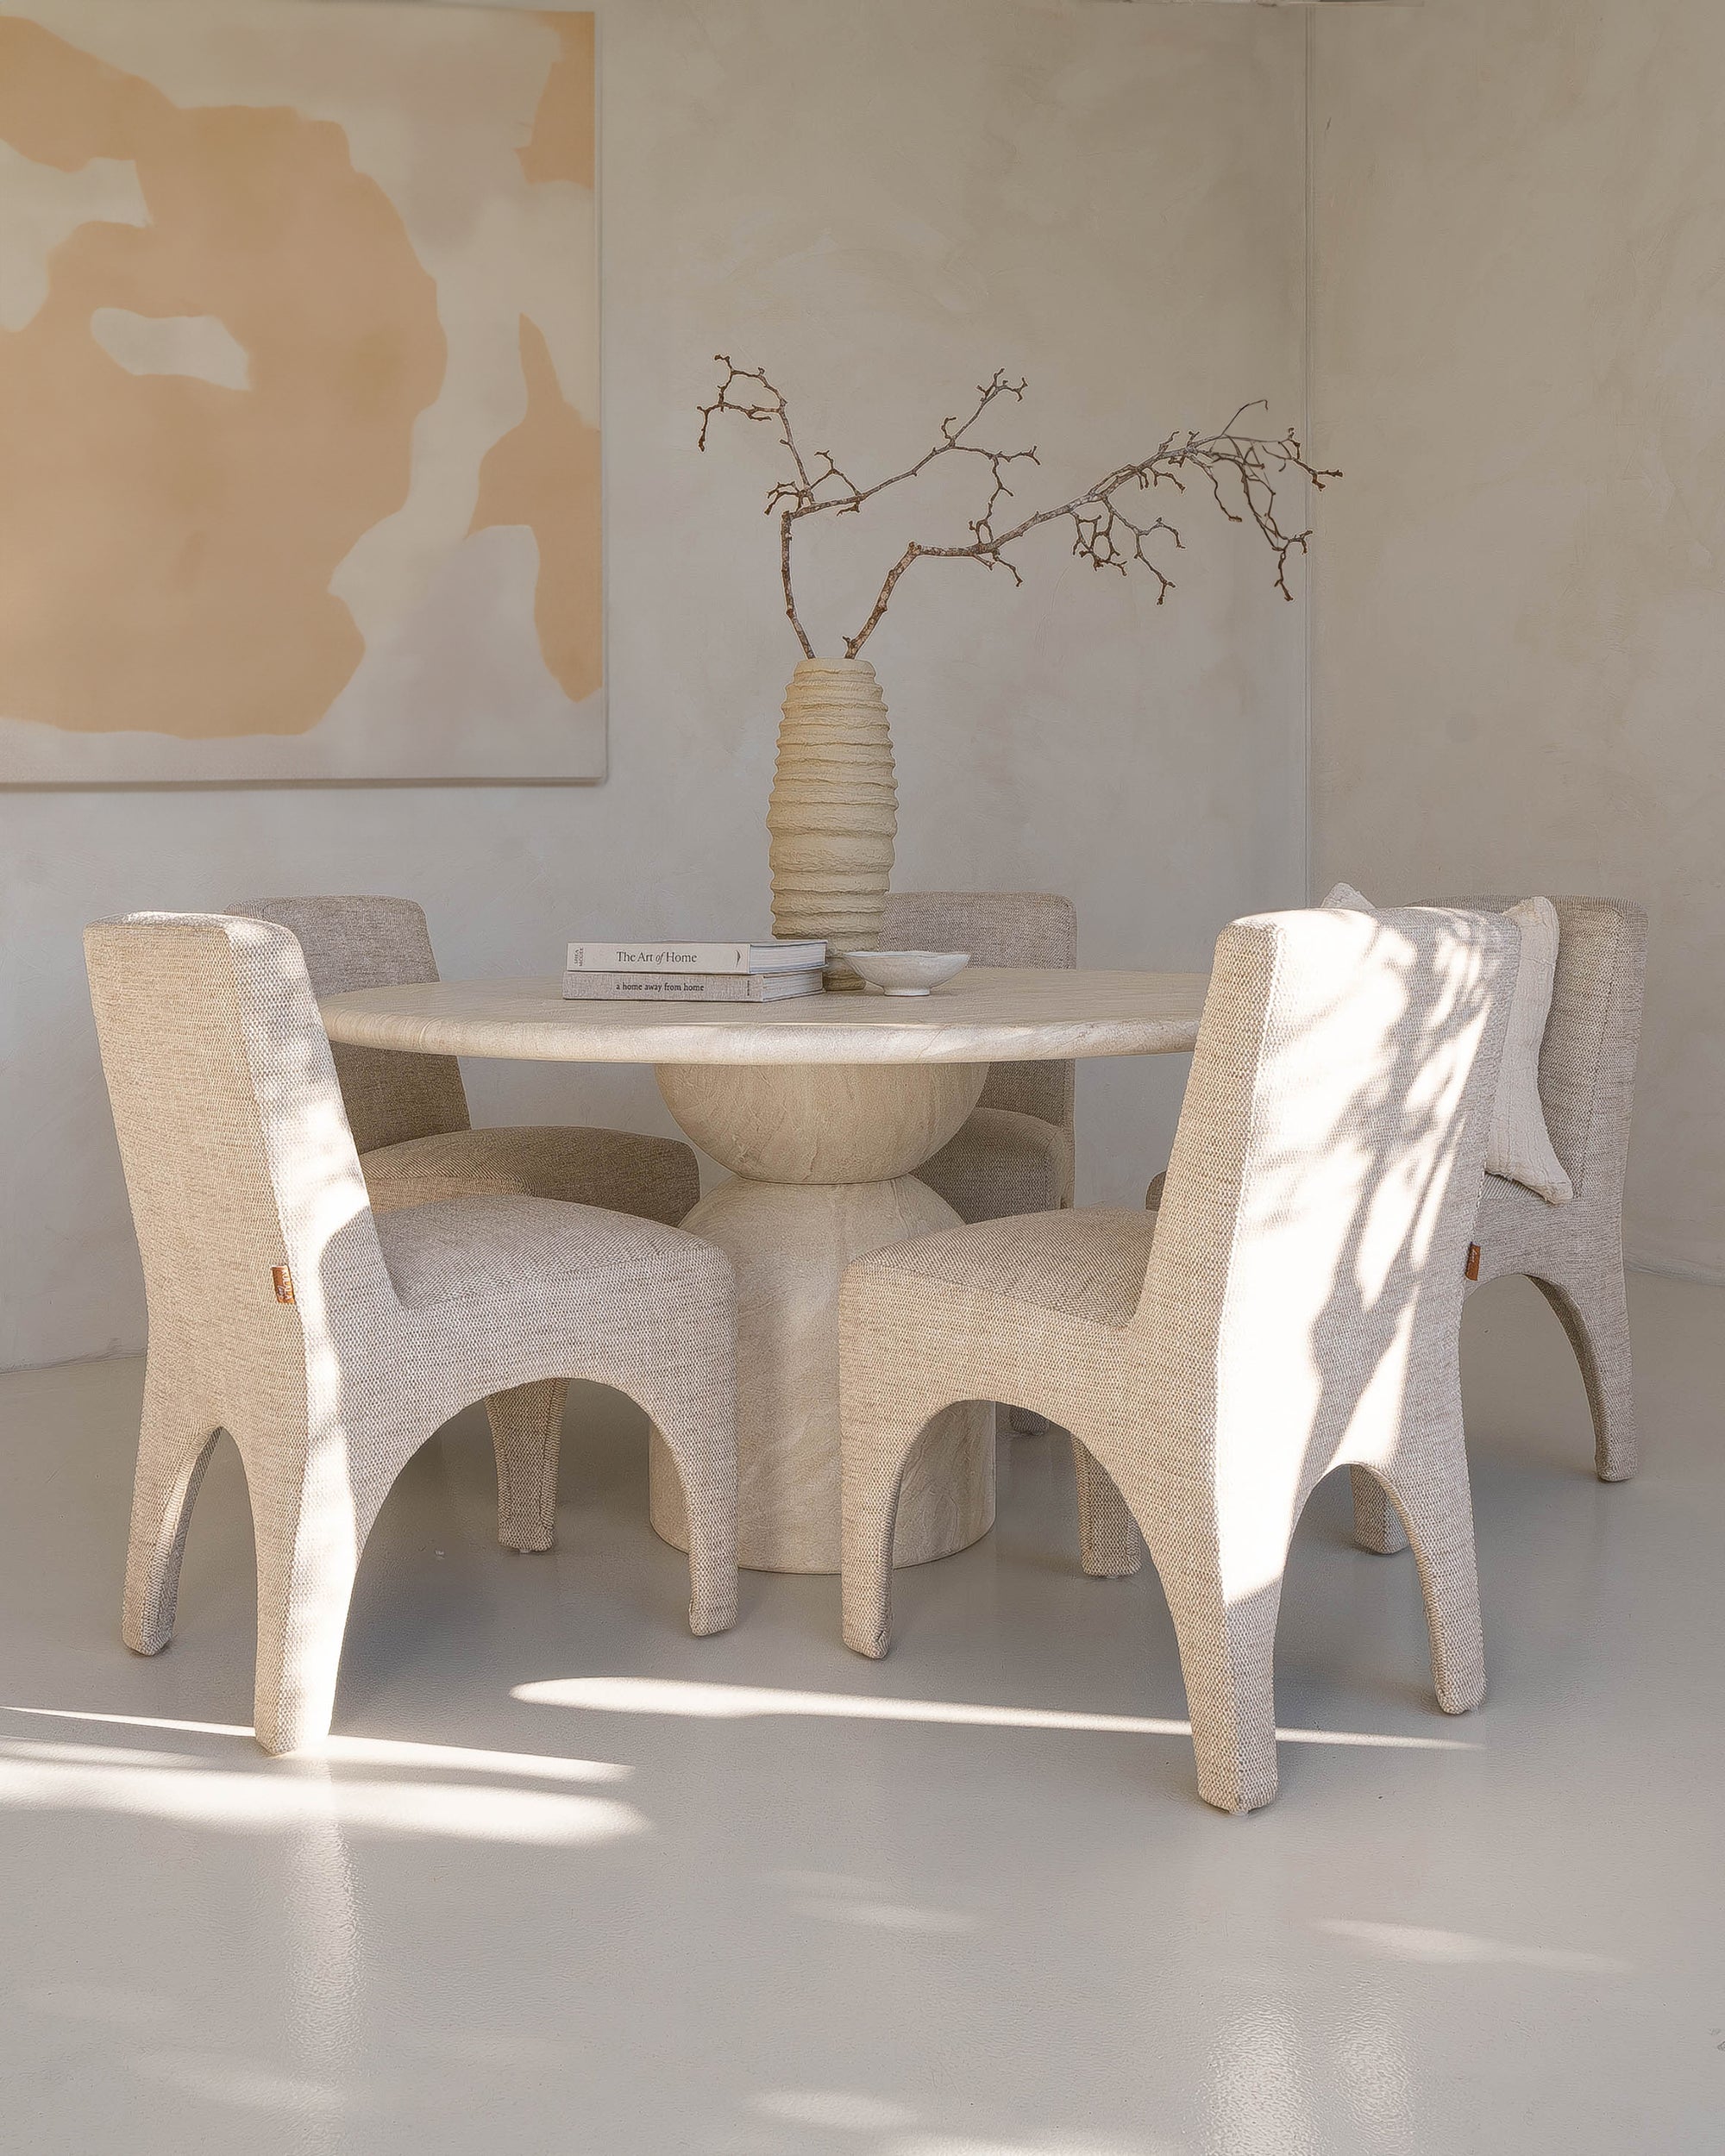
top-left (272, 1265), bottom-right (296, 1305)
top-left (1465, 1243), bottom-right (1482, 1282)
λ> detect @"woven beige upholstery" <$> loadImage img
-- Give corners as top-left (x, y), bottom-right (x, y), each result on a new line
top-left (229, 896), bottom-right (699, 1213)
top-left (229, 896), bottom-right (701, 1539)
top-left (883, 892), bottom-right (1076, 1440)
top-left (880, 892), bottom-right (1077, 1215)
top-left (840, 906), bottom-right (1517, 1812)
top-left (356, 1124), bottom-right (699, 1220)
top-left (87, 913), bottom-right (737, 1756)
top-left (1351, 896), bottom-right (1647, 1553)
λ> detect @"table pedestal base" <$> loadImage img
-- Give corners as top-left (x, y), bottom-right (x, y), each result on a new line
top-left (649, 1172), bottom-right (994, 1574)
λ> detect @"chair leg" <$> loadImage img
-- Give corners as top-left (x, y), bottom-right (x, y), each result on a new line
top-left (1534, 1265), bottom-right (1637, 1483)
top-left (486, 1380), bottom-right (568, 1552)
top-left (1072, 1438), bottom-right (1143, 1576)
top-left (842, 1385), bottom-right (957, 1659)
top-left (1351, 1463), bottom-right (1409, 1554)
top-left (248, 1470), bottom-right (362, 1756)
top-left (1375, 1445), bottom-right (1485, 1716)
top-left (1159, 1553), bottom-right (1282, 1814)
top-left (631, 1363), bottom-right (737, 1640)
top-left (1039, 1420), bottom-right (1281, 1811)
top-left (122, 1383), bottom-right (220, 1657)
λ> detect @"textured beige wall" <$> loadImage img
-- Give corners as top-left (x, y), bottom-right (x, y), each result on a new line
top-left (1311, 0), bottom-right (1725, 1281)
top-left (2, 0), bottom-right (1308, 1366)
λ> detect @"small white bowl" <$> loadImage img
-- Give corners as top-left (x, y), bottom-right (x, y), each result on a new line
top-left (839, 949), bottom-right (970, 996)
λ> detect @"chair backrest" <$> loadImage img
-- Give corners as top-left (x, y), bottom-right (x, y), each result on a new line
top-left (1436, 897), bottom-right (1647, 1202)
top-left (85, 914), bottom-right (389, 1366)
top-left (881, 890), bottom-right (1076, 1129)
top-left (1140, 907), bottom-right (1516, 1545)
top-left (228, 896), bottom-right (470, 1155)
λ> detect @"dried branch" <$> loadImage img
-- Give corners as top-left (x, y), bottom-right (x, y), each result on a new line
top-left (698, 358), bottom-right (831, 655)
top-left (698, 361), bottom-right (1338, 660)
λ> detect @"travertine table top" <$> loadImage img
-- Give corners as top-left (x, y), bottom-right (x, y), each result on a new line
top-left (320, 966), bottom-right (1208, 1068)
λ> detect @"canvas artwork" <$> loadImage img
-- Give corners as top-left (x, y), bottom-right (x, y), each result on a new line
top-left (0, 1), bottom-right (602, 784)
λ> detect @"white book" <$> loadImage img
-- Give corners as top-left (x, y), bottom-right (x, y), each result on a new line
top-left (565, 938), bottom-right (826, 975)
top-left (561, 969), bottom-right (825, 1004)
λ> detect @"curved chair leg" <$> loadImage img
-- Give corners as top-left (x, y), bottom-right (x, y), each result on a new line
top-left (122, 1388), bottom-right (221, 1656)
top-left (631, 1357), bottom-right (737, 1640)
top-left (1160, 1551), bottom-right (1283, 1814)
top-left (1534, 1266), bottom-right (1637, 1483)
top-left (249, 1469), bottom-right (362, 1756)
top-left (1351, 1463), bottom-right (1409, 1554)
top-left (486, 1379), bottom-right (568, 1552)
top-left (1376, 1445), bottom-right (1485, 1715)
top-left (841, 1400), bottom-right (945, 1659)
top-left (1072, 1438), bottom-right (1143, 1576)
top-left (1071, 1439), bottom-right (1280, 1812)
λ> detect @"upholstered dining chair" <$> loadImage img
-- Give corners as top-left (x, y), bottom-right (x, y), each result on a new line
top-left (881, 891), bottom-right (1076, 1441)
top-left (229, 894), bottom-right (701, 1552)
top-left (87, 913), bottom-right (737, 1756)
top-left (839, 906), bottom-right (1517, 1812)
top-left (1350, 896), bottom-right (1647, 1554)
top-left (880, 891), bottom-right (1077, 1222)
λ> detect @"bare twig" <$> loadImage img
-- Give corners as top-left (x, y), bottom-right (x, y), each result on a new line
top-left (697, 363), bottom-right (1338, 659)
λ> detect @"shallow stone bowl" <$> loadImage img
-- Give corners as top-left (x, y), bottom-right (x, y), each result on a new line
top-left (839, 950), bottom-right (971, 997)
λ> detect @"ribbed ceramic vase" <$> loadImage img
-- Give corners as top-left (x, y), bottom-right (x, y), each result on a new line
top-left (768, 657), bottom-right (897, 990)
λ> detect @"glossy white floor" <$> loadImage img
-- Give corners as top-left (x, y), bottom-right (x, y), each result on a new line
top-left (0, 1273), bottom-right (1720, 2154)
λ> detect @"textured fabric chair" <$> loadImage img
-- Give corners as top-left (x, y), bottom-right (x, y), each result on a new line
top-left (839, 906), bottom-right (1517, 1812)
top-left (882, 891), bottom-right (1076, 1439)
top-left (880, 891), bottom-right (1077, 1220)
top-left (1351, 896), bottom-right (1647, 1554)
top-left (1150, 896), bottom-right (1647, 1545)
top-left (229, 895), bottom-right (701, 1549)
top-left (87, 913), bottom-right (737, 1755)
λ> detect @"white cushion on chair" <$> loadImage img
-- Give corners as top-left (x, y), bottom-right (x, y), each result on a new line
top-left (1320, 883), bottom-right (1571, 1205)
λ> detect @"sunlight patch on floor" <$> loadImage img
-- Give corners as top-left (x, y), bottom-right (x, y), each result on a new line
top-left (0, 1704), bottom-right (630, 1781)
top-left (750, 2090), bottom-right (917, 2130)
top-left (0, 1748), bottom-right (646, 1845)
top-left (513, 1676), bottom-right (1478, 1750)
top-left (1314, 1917), bottom-right (1629, 1975)
top-left (133, 2053), bottom-right (352, 2115)
top-left (0, 1706), bottom-right (643, 1846)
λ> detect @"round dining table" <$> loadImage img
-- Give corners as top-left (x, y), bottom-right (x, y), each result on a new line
top-left (320, 966), bottom-right (1208, 1575)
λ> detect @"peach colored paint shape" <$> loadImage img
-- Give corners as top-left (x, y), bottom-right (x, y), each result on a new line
top-left (0, 6), bottom-right (600, 778)
top-left (470, 316), bottom-right (602, 710)
top-left (519, 14), bottom-right (594, 191)
top-left (0, 16), bottom-right (445, 739)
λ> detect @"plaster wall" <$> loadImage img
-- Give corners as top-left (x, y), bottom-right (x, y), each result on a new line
top-left (1, 0), bottom-right (1308, 1367)
top-left (1310, 0), bottom-right (1725, 1279)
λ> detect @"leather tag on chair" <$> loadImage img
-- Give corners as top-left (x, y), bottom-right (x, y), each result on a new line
top-left (272, 1265), bottom-right (296, 1305)
top-left (1465, 1244), bottom-right (1481, 1282)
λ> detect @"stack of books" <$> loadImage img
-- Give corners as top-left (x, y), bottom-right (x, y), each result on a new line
top-left (562, 938), bottom-right (828, 1003)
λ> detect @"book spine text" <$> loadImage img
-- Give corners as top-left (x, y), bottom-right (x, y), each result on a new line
top-left (562, 971), bottom-right (757, 1002)
top-left (566, 943), bottom-right (751, 974)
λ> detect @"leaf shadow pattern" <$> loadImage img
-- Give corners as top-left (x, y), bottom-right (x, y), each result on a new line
top-left (838, 906), bottom-right (1518, 1811)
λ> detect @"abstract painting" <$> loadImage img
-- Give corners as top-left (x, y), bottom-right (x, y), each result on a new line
top-left (0, 1), bottom-right (602, 783)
